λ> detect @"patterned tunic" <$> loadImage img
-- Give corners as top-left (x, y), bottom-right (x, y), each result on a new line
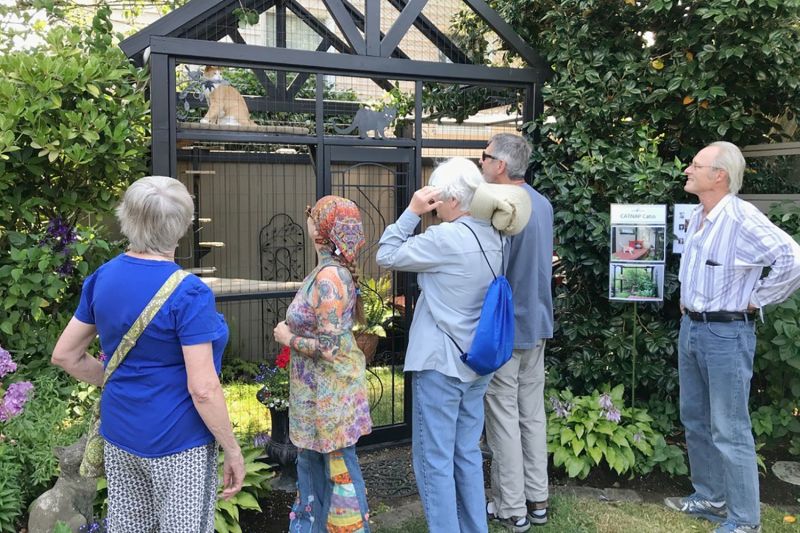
top-left (285, 255), bottom-right (372, 453)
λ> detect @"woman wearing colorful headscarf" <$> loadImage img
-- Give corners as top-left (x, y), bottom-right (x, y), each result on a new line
top-left (273, 195), bottom-right (373, 533)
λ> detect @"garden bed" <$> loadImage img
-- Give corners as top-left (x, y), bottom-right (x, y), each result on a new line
top-left (238, 442), bottom-right (800, 532)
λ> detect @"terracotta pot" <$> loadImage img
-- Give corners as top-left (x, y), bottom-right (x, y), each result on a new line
top-left (355, 333), bottom-right (380, 365)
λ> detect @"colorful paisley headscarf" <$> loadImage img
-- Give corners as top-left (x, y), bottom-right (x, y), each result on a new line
top-left (310, 196), bottom-right (365, 264)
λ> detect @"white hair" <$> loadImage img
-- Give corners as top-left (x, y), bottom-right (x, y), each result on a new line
top-left (709, 141), bottom-right (745, 195)
top-left (489, 133), bottom-right (532, 180)
top-left (115, 176), bottom-right (194, 255)
top-left (428, 157), bottom-right (484, 210)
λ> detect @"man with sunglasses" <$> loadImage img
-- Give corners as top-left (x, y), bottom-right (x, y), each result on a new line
top-left (664, 142), bottom-right (800, 533)
top-left (480, 133), bottom-right (553, 532)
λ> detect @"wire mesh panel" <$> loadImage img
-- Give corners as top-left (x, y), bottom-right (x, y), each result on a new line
top-left (175, 143), bottom-right (316, 361)
top-left (327, 146), bottom-right (414, 434)
top-left (175, 63), bottom-right (317, 135)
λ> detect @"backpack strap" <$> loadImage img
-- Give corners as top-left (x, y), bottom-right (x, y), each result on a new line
top-left (436, 222), bottom-right (504, 355)
top-left (459, 221), bottom-right (504, 279)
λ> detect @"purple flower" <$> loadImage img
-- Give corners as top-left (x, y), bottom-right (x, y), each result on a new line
top-left (97, 352), bottom-right (108, 363)
top-left (0, 381), bottom-right (34, 421)
top-left (604, 407), bottom-right (622, 423)
top-left (633, 432), bottom-right (643, 443)
top-left (0, 347), bottom-right (16, 378)
top-left (254, 433), bottom-right (271, 447)
top-left (550, 396), bottom-right (572, 418)
top-left (55, 260), bottom-right (75, 277)
top-left (598, 393), bottom-right (614, 410)
top-left (43, 217), bottom-right (77, 252)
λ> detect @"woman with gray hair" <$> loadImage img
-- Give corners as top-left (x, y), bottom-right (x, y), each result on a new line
top-left (377, 157), bottom-right (502, 533)
top-left (52, 175), bottom-right (244, 532)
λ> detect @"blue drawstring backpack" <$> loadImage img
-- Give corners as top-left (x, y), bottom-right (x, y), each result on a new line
top-left (440, 223), bottom-right (515, 376)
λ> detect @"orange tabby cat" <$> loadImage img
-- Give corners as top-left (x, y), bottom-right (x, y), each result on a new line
top-left (200, 66), bottom-right (258, 128)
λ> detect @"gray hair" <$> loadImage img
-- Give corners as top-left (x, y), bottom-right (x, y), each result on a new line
top-left (709, 141), bottom-right (745, 195)
top-left (489, 133), bottom-right (532, 180)
top-left (428, 157), bottom-right (484, 211)
top-left (116, 176), bottom-right (194, 255)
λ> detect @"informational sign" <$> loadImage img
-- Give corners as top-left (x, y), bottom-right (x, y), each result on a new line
top-left (609, 204), bottom-right (667, 302)
top-left (672, 204), bottom-right (697, 254)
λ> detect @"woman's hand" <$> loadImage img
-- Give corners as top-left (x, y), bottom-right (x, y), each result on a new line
top-left (220, 446), bottom-right (245, 500)
top-left (409, 186), bottom-right (443, 216)
top-left (273, 321), bottom-right (292, 346)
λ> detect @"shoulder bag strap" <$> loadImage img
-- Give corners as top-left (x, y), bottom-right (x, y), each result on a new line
top-left (102, 269), bottom-right (190, 386)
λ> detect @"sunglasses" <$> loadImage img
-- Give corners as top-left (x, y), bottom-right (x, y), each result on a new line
top-left (482, 151), bottom-right (500, 162)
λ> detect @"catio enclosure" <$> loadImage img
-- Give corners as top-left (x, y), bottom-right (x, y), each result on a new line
top-left (121, 0), bottom-right (549, 445)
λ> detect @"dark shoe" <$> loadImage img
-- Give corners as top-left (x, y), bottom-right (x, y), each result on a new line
top-left (497, 516), bottom-right (531, 532)
top-left (487, 502), bottom-right (531, 532)
top-left (664, 495), bottom-right (727, 523)
top-left (526, 500), bottom-right (548, 526)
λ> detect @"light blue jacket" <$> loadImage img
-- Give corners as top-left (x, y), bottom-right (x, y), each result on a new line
top-left (377, 209), bottom-right (503, 382)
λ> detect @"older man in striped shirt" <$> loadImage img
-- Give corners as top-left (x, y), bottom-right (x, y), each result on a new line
top-left (664, 141), bottom-right (800, 533)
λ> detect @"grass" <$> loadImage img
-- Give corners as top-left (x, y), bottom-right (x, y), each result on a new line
top-left (222, 365), bottom-right (406, 442)
top-left (375, 494), bottom-right (800, 533)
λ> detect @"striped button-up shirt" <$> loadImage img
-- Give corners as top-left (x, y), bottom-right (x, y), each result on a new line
top-left (679, 194), bottom-right (800, 312)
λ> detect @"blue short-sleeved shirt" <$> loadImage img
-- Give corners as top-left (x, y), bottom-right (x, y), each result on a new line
top-left (75, 254), bottom-right (228, 458)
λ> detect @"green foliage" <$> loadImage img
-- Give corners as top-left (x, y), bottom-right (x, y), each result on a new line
top-left (452, 0), bottom-right (800, 413)
top-left (0, 371), bottom-right (87, 530)
top-left (354, 276), bottom-right (398, 337)
top-left (221, 358), bottom-right (261, 384)
top-left (53, 522), bottom-right (73, 533)
top-left (751, 201), bottom-right (800, 452)
top-left (0, 6), bottom-right (149, 368)
top-left (0, 444), bottom-right (22, 533)
top-left (215, 445), bottom-right (274, 533)
top-left (547, 385), bottom-right (686, 479)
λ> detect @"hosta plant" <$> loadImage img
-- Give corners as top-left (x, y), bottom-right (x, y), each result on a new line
top-left (547, 385), bottom-right (686, 479)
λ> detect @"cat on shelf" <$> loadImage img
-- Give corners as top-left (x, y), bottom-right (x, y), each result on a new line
top-left (200, 66), bottom-right (258, 129)
top-left (334, 106), bottom-right (397, 139)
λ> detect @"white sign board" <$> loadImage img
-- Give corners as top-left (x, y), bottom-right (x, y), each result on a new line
top-left (609, 204), bottom-right (667, 302)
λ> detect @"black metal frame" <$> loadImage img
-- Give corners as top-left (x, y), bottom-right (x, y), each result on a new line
top-left (122, 0), bottom-right (548, 447)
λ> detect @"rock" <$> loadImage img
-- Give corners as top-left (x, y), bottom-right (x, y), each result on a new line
top-left (28, 436), bottom-right (97, 533)
top-left (772, 461), bottom-right (800, 487)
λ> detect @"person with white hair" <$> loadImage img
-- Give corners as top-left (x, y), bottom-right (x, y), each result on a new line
top-left (377, 157), bottom-right (502, 533)
top-left (52, 175), bottom-right (244, 532)
top-left (664, 142), bottom-right (800, 533)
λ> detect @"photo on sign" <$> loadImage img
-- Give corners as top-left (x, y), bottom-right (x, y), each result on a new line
top-left (609, 263), bottom-right (665, 301)
top-left (673, 204), bottom-right (697, 254)
top-left (610, 225), bottom-right (666, 262)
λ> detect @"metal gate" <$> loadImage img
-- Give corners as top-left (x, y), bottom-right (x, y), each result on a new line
top-left (324, 146), bottom-right (415, 445)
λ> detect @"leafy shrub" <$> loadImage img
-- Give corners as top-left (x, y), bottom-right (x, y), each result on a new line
top-left (750, 201), bottom-right (800, 452)
top-left (215, 445), bottom-right (274, 533)
top-left (0, 6), bottom-right (149, 369)
top-left (547, 385), bottom-right (686, 479)
top-left (0, 371), bottom-right (86, 530)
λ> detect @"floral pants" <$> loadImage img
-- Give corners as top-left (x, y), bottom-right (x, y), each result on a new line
top-left (290, 446), bottom-right (370, 533)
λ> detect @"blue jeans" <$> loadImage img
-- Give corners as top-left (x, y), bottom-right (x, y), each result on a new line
top-left (290, 445), bottom-right (370, 533)
top-left (412, 369), bottom-right (491, 533)
top-left (678, 314), bottom-right (759, 527)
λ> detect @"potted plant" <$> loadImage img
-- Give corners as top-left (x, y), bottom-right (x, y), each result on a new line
top-left (255, 346), bottom-right (296, 489)
top-left (354, 275), bottom-right (398, 364)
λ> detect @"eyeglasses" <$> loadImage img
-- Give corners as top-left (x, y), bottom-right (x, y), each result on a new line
top-left (481, 151), bottom-right (501, 162)
top-left (688, 162), bottom-right (721, 170)
top-left (305, 205), bottom-right (312, 219)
